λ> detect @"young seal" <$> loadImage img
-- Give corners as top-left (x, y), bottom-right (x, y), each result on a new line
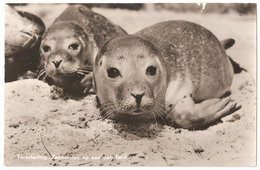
top-left (93, 20), bottom-right (241, 129)
top-left (5, 4), bottom-right (45, 82)
top-left (37, 5), bottom-right (126, 95)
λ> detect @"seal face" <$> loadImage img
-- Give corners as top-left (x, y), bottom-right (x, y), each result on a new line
top-left (5, 4), bottom-right (45, 82)
top-left (94, 35), bottom-right (167, 120)
top-left (94, 20), bottom-right (240, 129)
top-left (38, 5), bottom-right (126, 94)
top-left (5, 4), bottom-right (45, 56)
top-left (39, 22), bottom-right (93, 88)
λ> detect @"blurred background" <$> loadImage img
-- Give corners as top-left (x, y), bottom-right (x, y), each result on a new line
top-left (9, 3), bottom-right (256, 15)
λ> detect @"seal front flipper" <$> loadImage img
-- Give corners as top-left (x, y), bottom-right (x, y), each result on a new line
top-left (166, 95), bottom-right (240, 129)
top-left (80, 72), bottom-right (94, 94)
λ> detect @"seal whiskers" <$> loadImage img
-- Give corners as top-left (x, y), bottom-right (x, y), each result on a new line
top-left (37, 5), bottom-right (126, 95)
top-left (101, 110), bottom-right (115, 120)
top-left (5, 4), bottom-right (45, 82)
top-left (76, 65), bottom-right (93, 75)
top-left (94, 20), bottom-right (241, 129)
top-left (150, 110), bottom-right (159, 130)
top-left (99, 101), bottom-right (117, 120)
top-left (37, 68), bottom-right (47, 80)
top-left (153, 101), bottom-right (168, 124)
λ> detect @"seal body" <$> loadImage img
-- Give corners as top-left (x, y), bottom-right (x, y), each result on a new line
top-left (94, 20), bottom-right (239, 129)
top-left (135, 20), bottom-right (234, 103)
top-left (5, 4), bottom-right (45, 82)
top-left (38, 5), bottom-right (126, 94)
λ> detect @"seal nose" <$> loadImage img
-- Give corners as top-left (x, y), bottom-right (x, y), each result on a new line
top-left (52, 60), bottom-right (63, 68)
top-left (131, 92), bottom-right (145, 107)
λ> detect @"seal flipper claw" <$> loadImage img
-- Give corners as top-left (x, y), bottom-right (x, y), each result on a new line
top-left (211, 102), bottom-right (238, 121)
top-left (80, 72), bottom-right (93, 94)
top-left (167, 96), bottom-right (236, 129)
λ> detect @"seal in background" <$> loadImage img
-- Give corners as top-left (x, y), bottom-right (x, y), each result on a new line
top-left (5, 4), bottom-right (45, 82)
top-left (37, 5), bottom-right (126, 95)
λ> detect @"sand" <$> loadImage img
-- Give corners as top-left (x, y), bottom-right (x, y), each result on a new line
top-left (4, 4), bottom-right (256, 166)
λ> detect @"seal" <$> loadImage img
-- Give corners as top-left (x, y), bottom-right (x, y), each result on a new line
top-left (5, 4), bottom-right (45, 82)
top-left (5, 4), bottom-right (45, 56)
top-left (37, 5), bottom-right (127, 95)
top-left (94, 20), bottom-right (241, 129)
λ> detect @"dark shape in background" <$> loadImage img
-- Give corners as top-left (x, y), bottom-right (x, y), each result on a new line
top-left (153, 3), bottom-right (256, 15)
top-left (9, 3), bottom-right (256, 15)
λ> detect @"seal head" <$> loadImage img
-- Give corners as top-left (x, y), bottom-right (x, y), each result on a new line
top-left (39, 21), bottom-right (93, 89)
top-left (94, 35), bottom-right (167, 120)
top-left (5, 4), bottom-right (45, 82)
top-left (5, 4), bottom-right (45, 56)
top-left (37, 5), bottom-right (127, 95)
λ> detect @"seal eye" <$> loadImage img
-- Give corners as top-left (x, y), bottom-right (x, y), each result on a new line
top-left (43, 46), bottom-right (51, 52)
top-left (107, 67), bottom-right (120, 78)
top-left (146, 66), bottom-right (157, 76)
top-left (68, 44), bottom-right (79, 50)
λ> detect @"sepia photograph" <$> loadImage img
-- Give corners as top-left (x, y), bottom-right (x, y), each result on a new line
top-left (3, 1), bottom-right (257, 166)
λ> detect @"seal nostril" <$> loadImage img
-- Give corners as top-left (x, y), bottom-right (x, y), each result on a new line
top-left (52, 60), bottom-right (63, 68)
top-left (131, 93), bottom-right (145, 107)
